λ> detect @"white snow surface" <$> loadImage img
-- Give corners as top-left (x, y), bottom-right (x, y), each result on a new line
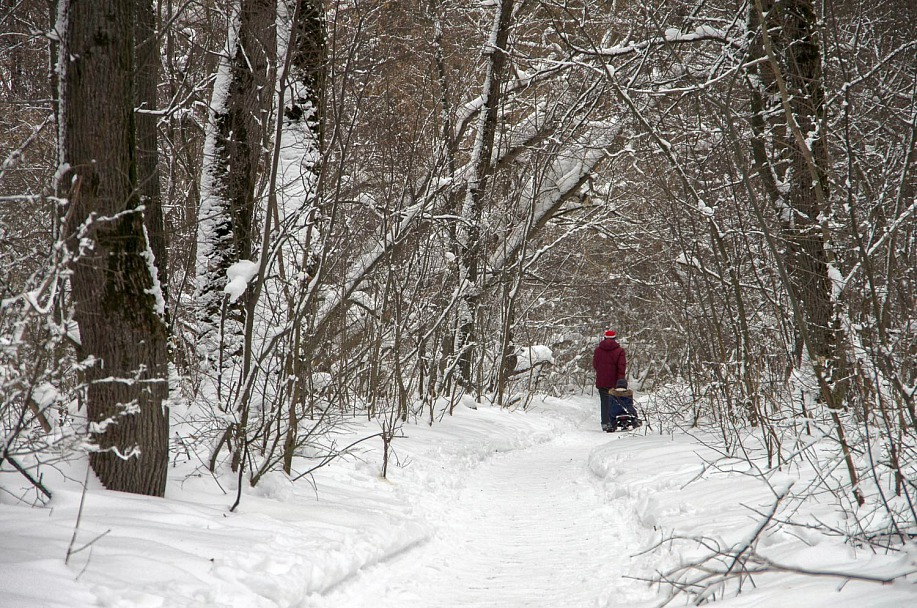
top-left (2, 395), bottom-right (915, 607)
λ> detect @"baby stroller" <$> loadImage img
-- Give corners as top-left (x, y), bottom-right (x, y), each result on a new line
top-left (605, 379), bottom-right (642, 433)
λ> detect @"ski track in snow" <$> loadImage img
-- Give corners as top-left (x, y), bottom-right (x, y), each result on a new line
top-left (318, 423), bottom-right (652, 608)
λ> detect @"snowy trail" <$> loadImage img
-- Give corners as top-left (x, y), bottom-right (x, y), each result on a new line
top-left (5, 396), bottom-right (915, 608)
top-left (318, 422), bottom-right (650, 608)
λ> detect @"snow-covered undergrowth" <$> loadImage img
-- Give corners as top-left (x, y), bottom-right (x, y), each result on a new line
top-left (1, 393), bottom-right (915, 607)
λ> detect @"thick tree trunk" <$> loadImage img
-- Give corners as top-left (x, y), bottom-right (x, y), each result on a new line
top-left (59, 0), bottom-right (169, 496)
top-left (747, 0), bottom-right (861, 505)
top-left (195, 0), bottom-right (276, 475)
top-left (196, 0), bottom-right (276, 360)
top-left (748, 0), bottom-right (845, 403)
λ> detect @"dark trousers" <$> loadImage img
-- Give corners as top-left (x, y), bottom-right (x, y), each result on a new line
top-left (598, 388), bottom-right (613, 426)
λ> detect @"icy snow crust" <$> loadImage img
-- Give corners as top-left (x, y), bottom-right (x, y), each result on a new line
top-left (1, 396), bottom-right (915, 607)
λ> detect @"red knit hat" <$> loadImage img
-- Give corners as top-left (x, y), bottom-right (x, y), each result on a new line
top-left (604, 330), bottom-right (616, 339)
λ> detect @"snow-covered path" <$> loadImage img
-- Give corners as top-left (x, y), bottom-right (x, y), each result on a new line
top-left (5, 395), bottom-right (914, 608)
top-left (319, 420), bottom-right (651, 608)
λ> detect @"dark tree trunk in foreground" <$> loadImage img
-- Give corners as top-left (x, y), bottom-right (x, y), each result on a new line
top-left (59, 0), bottom-right (169, 496)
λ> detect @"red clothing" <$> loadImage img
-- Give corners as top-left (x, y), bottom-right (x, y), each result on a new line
top-left (593, 338), bottom-right (626, 388)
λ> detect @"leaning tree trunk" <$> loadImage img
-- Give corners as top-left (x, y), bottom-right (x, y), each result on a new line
top-left (58, 0), bottom-right (169, 496)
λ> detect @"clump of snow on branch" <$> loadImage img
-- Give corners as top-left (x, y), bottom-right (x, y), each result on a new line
top-left (31, 382), bottom-right (60, 410)
top-left (514, 345), bottom-right (554, 372)
top-left (224, 260), bottom-right (259, 303)
top-left (697, 199), bottom-right (715, 218)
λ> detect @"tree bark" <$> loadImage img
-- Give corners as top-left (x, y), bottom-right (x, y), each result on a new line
top-left (747, 0), bottom-right (861, 505)
top-left (135, 0), bottom-right (168, 312)
top-left (748, 0), bottom-right (846, 405)
top-left (455, 0), bottom-right (515, 388)
top-left (196, 0), bottom-right (276, 356)
top-left (59, 0), bottom-right (169, 496)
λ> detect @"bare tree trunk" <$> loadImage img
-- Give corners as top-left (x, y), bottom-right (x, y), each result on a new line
top-left (747, 0), bottom-right (861, 505)
top-left (748, 0), bottom-right (846, 406)
top-left (455, 0), bottom-right (514, 389)
top-left (59, 0), bottom-right (169, 496)
top-left (196, 0), bottom-right (276, 363)
top-left (135, 0), bottom-right (167, 309)
top-left (195, 2), bottom-right (276, 479)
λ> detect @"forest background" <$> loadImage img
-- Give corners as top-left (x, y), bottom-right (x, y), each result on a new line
top-left (1, 0), bottom-right (915, 601)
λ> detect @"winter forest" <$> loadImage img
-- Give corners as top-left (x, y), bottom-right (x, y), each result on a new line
top-left (1, 0), bottom-right (916, 605)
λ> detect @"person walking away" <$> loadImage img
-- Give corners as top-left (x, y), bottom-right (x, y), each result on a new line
top-left (592, 330), bottom-right (626, 431)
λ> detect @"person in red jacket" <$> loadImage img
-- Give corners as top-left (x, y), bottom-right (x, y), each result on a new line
top-left (593, 330), bottom-right (627, 431)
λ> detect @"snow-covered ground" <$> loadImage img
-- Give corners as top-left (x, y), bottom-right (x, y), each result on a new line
top-left (1, 394), bottom-right (915, 607)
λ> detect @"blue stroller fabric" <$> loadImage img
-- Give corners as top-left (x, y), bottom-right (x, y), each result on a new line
top-left (608, 388), bottom-right (637, 418)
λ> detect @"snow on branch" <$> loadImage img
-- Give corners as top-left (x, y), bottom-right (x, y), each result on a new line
top-left (513, 345), bottom-right (554, 373)
top-left (485, 119), bottom-right (621, 281)
top-left (455, 61), bottom-right (569, 143)
top-left (568, 25), bottom-right (741, 60)
top-left (0, 114), bottom-right (55, 183)
top-left (224, 260), bottom-right (260, 303)
top-left (842, 196), bottom-right (917, 290)
top-left (312, 197), bottom-right (433, 332)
